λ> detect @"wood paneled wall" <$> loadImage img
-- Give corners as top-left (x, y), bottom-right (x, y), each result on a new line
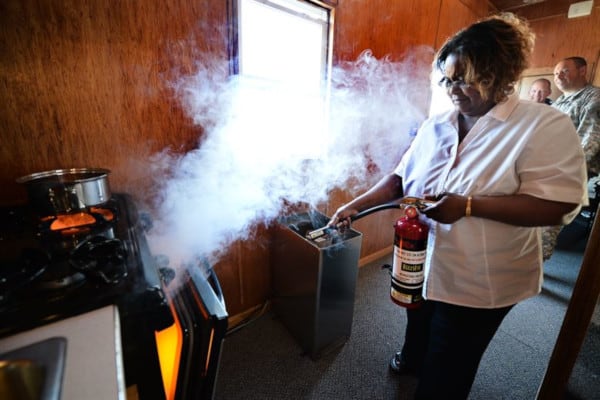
top-left (2, 0), bottom-right (596, 319)
top-left (528, 6), bottom-right (600, 73)
top-left (0, 0), bottom-right (228, 206)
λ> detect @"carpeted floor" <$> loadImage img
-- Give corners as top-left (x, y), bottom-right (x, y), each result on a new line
top-left (214, 216), bottom-right (599, 400)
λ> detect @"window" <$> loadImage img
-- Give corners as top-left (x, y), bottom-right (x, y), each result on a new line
top-left (235, 0), bottom-right (333, 92)
top-left (428, 69), bottom-right (453, 116)
top-left (225, 0), bottom-right (334, 159)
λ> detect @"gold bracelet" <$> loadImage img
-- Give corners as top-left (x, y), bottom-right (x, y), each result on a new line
top-left (465, 196), bottom-right (472, 217)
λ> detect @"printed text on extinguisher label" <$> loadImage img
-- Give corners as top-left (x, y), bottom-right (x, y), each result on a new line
top-left (392, 245), bottom-right (425, 285)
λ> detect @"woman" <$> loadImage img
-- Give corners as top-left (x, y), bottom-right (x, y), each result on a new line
top-left (328, 13), bottom-right (587, 399)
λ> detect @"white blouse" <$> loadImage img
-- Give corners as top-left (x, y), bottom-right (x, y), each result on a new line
top-left (394, 94), bottom-right (587, 308)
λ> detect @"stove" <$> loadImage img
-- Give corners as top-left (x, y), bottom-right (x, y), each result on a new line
top-left (0, 192), bottom-right (228, 400)
top-left (0, 193), bottom-right (173, 398)
top-left (0, 193), bottom-right (172, 337)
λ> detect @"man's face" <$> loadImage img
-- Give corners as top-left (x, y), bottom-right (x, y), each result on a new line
top-left (528, 81), bottom-right (551, 103)
top-left (553, 60), bottom-right (586, 92)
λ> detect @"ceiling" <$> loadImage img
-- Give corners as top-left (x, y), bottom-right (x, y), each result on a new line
top-left (488, 0), bottom-right (591, 20)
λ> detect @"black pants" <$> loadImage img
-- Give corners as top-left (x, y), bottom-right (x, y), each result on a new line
top-left (400, 300), bottom-right (514, 400)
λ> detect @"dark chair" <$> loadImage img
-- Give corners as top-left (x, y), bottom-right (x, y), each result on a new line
top-left (581, 180), bottom-right (600, 235)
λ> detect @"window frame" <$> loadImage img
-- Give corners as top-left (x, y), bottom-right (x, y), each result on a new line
top-left (228, 0), bottom-right (335, 88)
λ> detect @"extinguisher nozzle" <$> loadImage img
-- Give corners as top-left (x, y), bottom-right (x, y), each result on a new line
top-left (305, 226), bottom-right (333, 240)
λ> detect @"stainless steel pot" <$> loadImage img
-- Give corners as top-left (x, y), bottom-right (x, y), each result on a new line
top-left (16, 168), bottom-right (111, 216)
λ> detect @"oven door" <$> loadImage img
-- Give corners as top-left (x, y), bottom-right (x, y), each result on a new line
top-left (155, 267), bottom-right (228, 400)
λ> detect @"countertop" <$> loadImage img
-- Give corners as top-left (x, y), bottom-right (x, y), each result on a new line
top-left (0, 305), bottom-right (126, 400)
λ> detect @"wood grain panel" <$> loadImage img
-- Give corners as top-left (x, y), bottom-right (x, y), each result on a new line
top-left (528, 8), bottom-right (600, 71)
top-left (333, 0), bottom-right (441, 62)
top-left (436, 0), bottom-right (486, 48)
top-left (500, 0), bottom-right (574, 20)
top-left (0, 0), bottom-right (228, 205)
top-left (490, 0), bottom-right (571, 14)
top-left (213, 227), bottom-right (271, 317)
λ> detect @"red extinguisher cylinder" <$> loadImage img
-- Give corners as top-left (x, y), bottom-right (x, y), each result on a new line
top-left (390, 206), bottom-right (428, 308)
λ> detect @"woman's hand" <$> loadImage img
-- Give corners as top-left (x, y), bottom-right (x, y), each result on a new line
top-left (422, 193), bottom-right (468, 224)
top-left (422, 193), bottom-right (579, 226)
top-left (326, 174), bottom-right (405, 228)
top-left (327, 205), bottom-right (360, 229)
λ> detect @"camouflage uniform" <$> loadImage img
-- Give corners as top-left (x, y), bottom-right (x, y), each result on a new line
top-left (553, 84), bottom-right (600, 175)
top-left (542, 84), bottom-right (600, 260)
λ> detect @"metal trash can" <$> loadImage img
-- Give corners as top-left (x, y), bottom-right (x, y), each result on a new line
top-left (270, 209), bottom-right (362, 359)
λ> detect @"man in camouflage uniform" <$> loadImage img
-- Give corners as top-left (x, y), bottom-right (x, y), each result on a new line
top-left (542, 56), bottom-right (600, 260)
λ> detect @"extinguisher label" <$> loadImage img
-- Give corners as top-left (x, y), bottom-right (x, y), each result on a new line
top-left (391, 287), bottom-right (413, 304)
top-left (390, 216), bottom-right (427, 308)
top-left (392, 244), bottom-right (425, 285)
top-left (390, 284), bottom-right (423, 306)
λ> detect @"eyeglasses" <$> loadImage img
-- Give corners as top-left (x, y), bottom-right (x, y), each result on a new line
top-left (438, 76), bottom-right (471, 90)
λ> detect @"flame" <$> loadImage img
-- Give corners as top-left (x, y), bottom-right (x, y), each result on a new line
top-left (47, 207), bottom-right (113, 232)
top-left (155, 298), bottom-right (182, 400)
top-left (90, 206), bottom-right (114, 221)
top-left (50, 212), bottom-right (96, 231)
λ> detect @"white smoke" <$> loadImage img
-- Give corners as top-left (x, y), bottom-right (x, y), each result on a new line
top-left (146, 48), bottom-right (433, 268)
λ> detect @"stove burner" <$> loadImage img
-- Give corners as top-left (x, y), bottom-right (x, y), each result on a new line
top-left (89, 206), bottom-right (115, 221)
top-left (0, 200), bottom-right (127, 305)
top-left (50, 212), bottom-right (96, 231)
top-left (70, 236), bottom-right (128, 284)
top-left (39, 206), bottom-right (117, 237)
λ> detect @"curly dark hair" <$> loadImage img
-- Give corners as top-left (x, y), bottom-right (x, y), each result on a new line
top-left (434, 13), bottom-right (535, 103)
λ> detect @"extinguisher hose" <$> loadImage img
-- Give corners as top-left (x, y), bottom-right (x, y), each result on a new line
top-left (350, 203), bottom-right (403, 222)
top-left (305, 202), bottom-right (402, 240)
top-left (306, 197), bottom-right (435, 240)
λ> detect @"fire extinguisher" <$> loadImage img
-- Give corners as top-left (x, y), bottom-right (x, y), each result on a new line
top-left (390, 206), bottom-right (428, 308)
